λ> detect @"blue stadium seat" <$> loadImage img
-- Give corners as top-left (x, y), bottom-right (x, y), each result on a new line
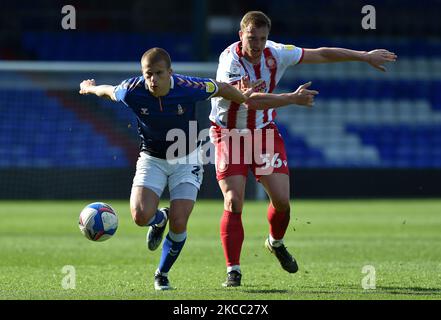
top-left (0, 88), bottom-right (131, 168)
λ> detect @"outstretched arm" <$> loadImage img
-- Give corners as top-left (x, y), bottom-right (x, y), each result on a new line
top-left (79, 79), bottom-right (117, 100)
top-left (302, 48), bottom-right (397, 72)
top-left (213, 81), bottom-right (249, 105)
top-left (213, 79), bottom-right (318, 110)
top-left (246, 82), bottom-right (319, 110)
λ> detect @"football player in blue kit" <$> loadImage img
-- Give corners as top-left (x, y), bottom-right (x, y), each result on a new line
top-left (79, 47), bottom-right (317, 290)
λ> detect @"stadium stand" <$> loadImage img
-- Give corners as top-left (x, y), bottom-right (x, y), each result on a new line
top-left (0, 0), bottom-right (440, 198)
top-left (0, 88), bottom-right (136, 168)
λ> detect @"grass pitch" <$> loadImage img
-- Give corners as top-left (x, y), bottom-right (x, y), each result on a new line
top-left (0, 199), bottom-right (440, 300)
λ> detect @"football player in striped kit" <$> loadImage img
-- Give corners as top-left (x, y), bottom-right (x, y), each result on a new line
top-left (211, 11), bottom-right (397, 287)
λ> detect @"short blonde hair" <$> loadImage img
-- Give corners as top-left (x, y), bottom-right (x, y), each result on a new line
top-left (141, 47), bottom-right (171, 68)
top-left (240, 11), bottom-right (271, 31)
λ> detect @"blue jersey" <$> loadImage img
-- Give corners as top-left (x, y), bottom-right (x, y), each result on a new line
top-left (114, 74), bottom-right (219, 159)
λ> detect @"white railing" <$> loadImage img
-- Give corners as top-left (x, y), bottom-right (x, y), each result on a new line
top-left (0, 61), bottom-right (218, 74)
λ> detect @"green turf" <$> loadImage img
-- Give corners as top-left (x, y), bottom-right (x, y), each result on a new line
top-left (0, 199), bottom-right (440, 300)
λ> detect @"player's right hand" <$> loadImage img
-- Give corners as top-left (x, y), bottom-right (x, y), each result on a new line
top-left (291, 81), bottom-right (319, 107)
top-left (79, 79), bottom-right (96, 95)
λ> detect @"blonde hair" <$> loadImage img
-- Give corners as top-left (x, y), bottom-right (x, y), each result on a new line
top-left (240, 11), bottom-right (271, 31)
top-left (141, 47), bottom-right (171, 68)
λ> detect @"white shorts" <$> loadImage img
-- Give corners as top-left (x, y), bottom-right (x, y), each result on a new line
top-left (132, 150), bottom-right (204, 199)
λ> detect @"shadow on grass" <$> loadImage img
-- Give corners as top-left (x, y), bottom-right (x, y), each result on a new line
top-left (241, 284), bottom-right (441, 297)
top-left (375, 286), bottom-right (441, 296)
top-left (335, 284), bottom-right (441, 296)
top-left (242, 289), bottom-right (289, 294)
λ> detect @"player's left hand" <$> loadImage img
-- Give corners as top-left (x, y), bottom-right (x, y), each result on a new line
top-left (366, 49), bottom-right (397, 72)
top-left (239, 75), bottom-right (265, 97)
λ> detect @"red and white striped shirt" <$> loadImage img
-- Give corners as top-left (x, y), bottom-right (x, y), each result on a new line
top-left (210, 40), bottom-right (304, 129)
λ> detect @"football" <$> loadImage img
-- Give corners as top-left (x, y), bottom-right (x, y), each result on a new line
top-left (78, 202), bottom-right (118, 241)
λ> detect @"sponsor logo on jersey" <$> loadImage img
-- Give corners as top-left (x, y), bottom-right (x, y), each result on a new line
top-left (253, 80), bottom-right (267, 93)
top-left (227, 72), bottom-right (241, 79)
top-left (140, 108), bottom-right (149, 115)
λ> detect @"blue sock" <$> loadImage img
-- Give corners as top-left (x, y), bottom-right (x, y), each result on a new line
top-left (146, 209), bottom-right (166, 226)
top-left (158, 231), bottom-right (187, 274)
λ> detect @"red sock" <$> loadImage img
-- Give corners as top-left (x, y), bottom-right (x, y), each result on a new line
top-left (220, 210), bottom-right (244, 267)
top-left (267, 204), bottom-right (290, 240)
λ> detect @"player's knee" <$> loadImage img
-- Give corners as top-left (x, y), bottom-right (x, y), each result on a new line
top-left (271, 199), bottom-right (290, 213)
top-left (224, 191), bottom-right (244, 213)
top-left (169, 213), bottom-right (189, 233)
top-left (132, 213), bottom-right (148, 227)
top-left (131, 206), bottom-right (151, 226)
